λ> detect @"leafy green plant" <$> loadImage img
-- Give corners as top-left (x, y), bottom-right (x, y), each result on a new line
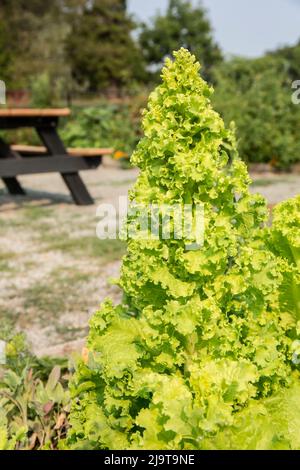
top-left (66, 49), bottom-right (300, 450)
top-left (60, 102), bottom-right (142, 156)
top-left (204, 196), bottom-right (300, 450)
top-left (0, 323), bottom-right (71, 450)
top-left (268, 196), bottom-right (300, 322)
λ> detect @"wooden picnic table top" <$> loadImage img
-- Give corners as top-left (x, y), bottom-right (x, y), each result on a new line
top-left (0, 108), bottom-right (71, 118)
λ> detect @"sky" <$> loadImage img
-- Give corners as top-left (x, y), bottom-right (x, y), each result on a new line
top-left (128, 0), bottom-right (300, 58)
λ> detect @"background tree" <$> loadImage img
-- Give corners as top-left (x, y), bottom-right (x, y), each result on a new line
top-left (268, 41), bottom-right (300, 82)
top-left (139, 0), bottom-right (222, 81)
top-left (0, 1), bottom-right (69, 92)
top-left (65, 0), bottom-right (145, 93)
top-left (0, 20), bottom-right (12, 85)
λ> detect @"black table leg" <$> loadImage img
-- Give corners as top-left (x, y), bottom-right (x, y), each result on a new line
top-left (2, 177), bottom-right (25, 195)
top-left (36, 126), bottom-right (94, 206)
top-left (0, 138), bottom-right (26, 195)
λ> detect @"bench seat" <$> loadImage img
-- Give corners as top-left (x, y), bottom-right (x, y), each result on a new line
top-left (11, 144), bottom-right (114, 157)
top-left (0, 108), bottom-right (71, 117)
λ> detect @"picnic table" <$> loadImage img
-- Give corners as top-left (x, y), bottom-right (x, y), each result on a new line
top-left (0, 108), bottom-right (113, 205)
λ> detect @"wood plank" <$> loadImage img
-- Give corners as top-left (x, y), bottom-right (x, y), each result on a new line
top-left (0, 156), bottom-right (100, 177)
top-left (65, 147), bottom-right (114, 156)
top-left (11, 144), bottom-right (114, 157)
top-left (11, 145), bottom-right (46, 153)
top-left (36, 126), bottom-right (95, 206)
top-left (0, 108), bottom-right (71, 118)
top-left (0, 137), bottom-right (26, 195)
top-left (2, 177), bottom-right (26, 195)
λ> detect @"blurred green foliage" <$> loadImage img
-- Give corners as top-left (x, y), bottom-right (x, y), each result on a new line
top-left (0, 1), bottom-right (299, 168)
top-left (268, 40), bottom-right (300, 82)
top-left (65, 0), bottom-right (145, 93)
top-left (0, 0), bottom-right (220, 94)
top-left (60, 96), bottom-right (146, 155)
top-left (213, 56), bottom-right (300, 169)
top-left (0, 1), bottom-right (69, 91)
top-left (30, 73), bottom-right (55, 108)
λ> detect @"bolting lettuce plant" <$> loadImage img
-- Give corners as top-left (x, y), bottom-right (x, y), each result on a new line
top-left (66, 49), bottom-right (300, 450)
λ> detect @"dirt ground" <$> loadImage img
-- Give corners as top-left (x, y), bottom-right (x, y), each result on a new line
top-left (0, 164), bottom-right (299, 357)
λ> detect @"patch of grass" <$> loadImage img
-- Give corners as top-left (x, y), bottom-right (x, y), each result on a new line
top-left (54, 324), bottom-right (87, 339)
top-left (0, 251), bottom-right (16, 261)
top-left (107, 179), bottom-right (135, 187)
top-left (0, 251), bottom-right (16, 272)
top-left (22, 206), bottom-right (54, 221)
top-left (0, 206), bottom-right (54, 237)
top-left (90, 178), bottom-right (135, 188)
top-left (251, 178), bottom-right (288, 187)
top-left (0, 216), bottom-right (24, 232)
top-left (41, 234), bottom-right (126, 262)
top-left (0, 306), bottom-right (19, 338)
top-left (0, 306), bottom-right (18, 322)
top-left (51, 268), bottom-right (92, 285)
top-left (0, 260), bottom-right (10, 271)
top-left (23, 260), bottom-right (38, 270)
top-left (23, 268), bottom-right (92, 319)
top-left (21, 206), bottom-right (55, 237)
top-left (0, 316), bottom-right (15, 336)
top-left (24, 283), bottom-right (66, 317)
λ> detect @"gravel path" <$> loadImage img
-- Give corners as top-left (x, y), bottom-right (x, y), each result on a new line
top-left (250, 172), bottom-right (300, 204)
